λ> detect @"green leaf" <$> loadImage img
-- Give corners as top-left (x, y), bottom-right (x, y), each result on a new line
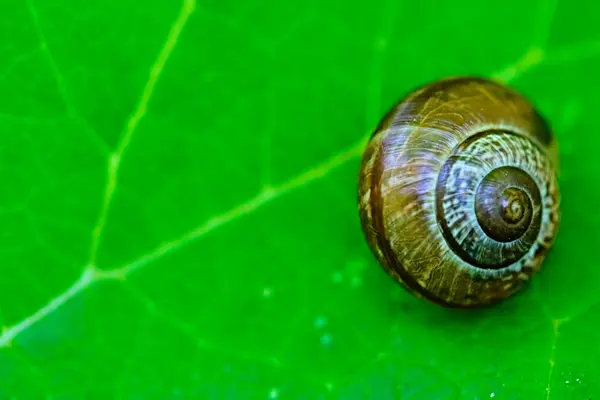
top-left (1, 0), bottom-right (598, 398)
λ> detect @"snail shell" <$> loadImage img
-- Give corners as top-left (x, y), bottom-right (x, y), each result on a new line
top-left (357, 77), bottom-right (560, 308)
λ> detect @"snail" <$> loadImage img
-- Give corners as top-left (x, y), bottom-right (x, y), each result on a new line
top-left (357, 76), bottom-right (560, 308)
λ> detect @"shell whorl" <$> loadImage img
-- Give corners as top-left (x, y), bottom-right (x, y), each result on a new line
top-left (358, 77), bottom-right (560, 308)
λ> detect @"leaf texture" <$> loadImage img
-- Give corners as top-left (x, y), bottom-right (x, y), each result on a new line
top-left (1, 0), bottom-right (599, 398)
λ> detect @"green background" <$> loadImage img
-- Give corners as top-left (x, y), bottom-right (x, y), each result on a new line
top-left (0, 0), bottom-right (598, 398)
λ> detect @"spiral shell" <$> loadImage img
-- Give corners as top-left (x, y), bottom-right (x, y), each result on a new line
top-left (357, 77), bottom-right (560, 308)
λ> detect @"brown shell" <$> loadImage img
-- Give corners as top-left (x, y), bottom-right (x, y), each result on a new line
top-left (357, 77), bottom-right (560, 308)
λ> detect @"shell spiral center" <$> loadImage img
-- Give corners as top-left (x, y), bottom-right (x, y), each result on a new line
top-left (436, 130), bottom-right (550, 271)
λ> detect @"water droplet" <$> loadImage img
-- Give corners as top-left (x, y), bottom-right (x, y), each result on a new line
top-left (320, 333), bottom-right (332, 346)
top-left (314, 316), bottom-right (328, 329)
top-left (263, 288), bottom-right (272, 298)
top-left (490, 393), bottom-right (495, 398)
top-left (331, 271), bottom-right (343, 283)
top-left (350, 276), bottom-right (363, 288)
top-left (269, 388), bottom-right (279, 399)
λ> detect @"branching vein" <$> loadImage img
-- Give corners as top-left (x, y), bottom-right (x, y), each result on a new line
top-left (3, 36), bottom-right (600, 351)
top-left (110, 137), bottom-right (367, 277)
top-left (531, 0), bottom-right (559, 48)
top-left (365, 0), bottom-right (398, 128)
top-left (0, 134), bottom-right (365, 347)
top-left (0, 0), bottom-right (196, 348)
top-left (491, 47), bottom-right (545, 83)
top-left (545, 318), bottom-right (563, 400)
top-left (87, 0), bottom-right (197, 265)
top-left (25, 0), bottom-right (107, 151)
top-left (26, 0), bottom-right (76, 119)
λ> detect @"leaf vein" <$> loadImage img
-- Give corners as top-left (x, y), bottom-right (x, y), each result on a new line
top-left (364, 0), bottom-right (398, 129)
top-left (25, 0), bottom-right (107, 150)
top-left (87, 0), bottom-right (197, 266)
top-left (111, 137), bottom-right (367, 277)
top-left (545, 318), bottom-right (563, 400)
top-left (0, 134), bottom-right (366, 346)
top-left (491, 47), bottom-right (545, 83)
top-left (0, 267), bottom-right (96, 347)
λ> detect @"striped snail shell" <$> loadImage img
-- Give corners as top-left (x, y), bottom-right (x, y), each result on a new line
top-left (357, 77), bottom-right (560, 308)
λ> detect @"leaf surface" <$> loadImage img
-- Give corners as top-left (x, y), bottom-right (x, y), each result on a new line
top-left (1, 0), bottom-right (599, 398)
